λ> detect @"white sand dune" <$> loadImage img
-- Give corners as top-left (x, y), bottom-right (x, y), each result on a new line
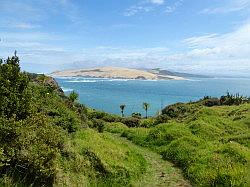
top-left (51, 67), bottom-right (185, 80)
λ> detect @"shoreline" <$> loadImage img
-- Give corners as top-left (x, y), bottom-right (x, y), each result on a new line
top-left (52, 75), bottom-right (186, 81)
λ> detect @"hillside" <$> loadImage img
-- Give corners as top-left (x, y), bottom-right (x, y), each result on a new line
top-left (1, 56), bottom-right (249, 186)
top-left (50, 66), bottom-right (185, 80)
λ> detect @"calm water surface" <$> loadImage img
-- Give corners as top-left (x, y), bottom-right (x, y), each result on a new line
top-left (56, 77), bottom-right (250, 116)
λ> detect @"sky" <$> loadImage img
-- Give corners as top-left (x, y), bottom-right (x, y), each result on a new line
top-left (0, 0), bottom-right (250, 76)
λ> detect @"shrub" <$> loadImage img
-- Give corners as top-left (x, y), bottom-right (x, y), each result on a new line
top-left (0, 56), bottom-right (30, 120)
top-left (92, 118), bottom-right (105, 133)
top-left (220, 92), bottom-right (247, 106)
top-left (51, 107), bottom-right (81, 133)
top-left (88, 110), bottom-right (107, 119)
top-left (121, 117), bottom-right (140, 127)
top-left (68, 91), bottom-right (79, 103)
top-left (139, 118), bottom-right (155, 128)
top-left (105, 122), bottom-right (128, 133)
top-left (162, 103), bottom-right (189, 118)
top-left (153, 114), bottom-right (170, 125)
top-left (102, 114), bottom-right (122, 122)
top-left (132, 112), bottom-right (142, 119)
top-left (203, 98), bottom-right (221, 107)
top-left (0, 115), bottom-right (65, 186)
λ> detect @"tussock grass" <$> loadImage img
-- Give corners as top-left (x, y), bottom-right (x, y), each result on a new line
top-left (117, 103), bottom-right (250, 186)
top-left (56, 129), bottom-right (147, 186)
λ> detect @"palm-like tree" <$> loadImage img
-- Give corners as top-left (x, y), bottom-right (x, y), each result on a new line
top-left (120, 104), bottom-right (126, 117)
top-left (143, 102), bottom-right (150, 118)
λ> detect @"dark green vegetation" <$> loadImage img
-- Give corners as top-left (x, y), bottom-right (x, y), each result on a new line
top-left (0, 55), bottom-right (249, 186)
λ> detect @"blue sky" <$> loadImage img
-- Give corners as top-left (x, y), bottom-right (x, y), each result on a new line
top-left (0, 0), bottom-right (250, 76)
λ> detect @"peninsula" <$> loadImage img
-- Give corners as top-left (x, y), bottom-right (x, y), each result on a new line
top-left (50, 66), bottom-right (185, 80)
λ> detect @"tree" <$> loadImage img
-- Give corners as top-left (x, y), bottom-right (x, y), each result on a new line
top-left (69, 91), bottom-right (79, 102)
top-left (143, 102), bottom-right (150, 119)
top-left (120, 104), bottom-right (126, 117)
top-left (0, 55), bottom-right (30, 120)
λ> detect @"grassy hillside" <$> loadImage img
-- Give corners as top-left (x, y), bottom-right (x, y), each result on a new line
top-left (105, 103), bottom-right (250, 186)
top-left (0, 55), bottom-right (249, 186)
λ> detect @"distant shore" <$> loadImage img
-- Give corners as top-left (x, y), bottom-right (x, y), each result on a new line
top-left (51, 66), bottom-right (185, 80)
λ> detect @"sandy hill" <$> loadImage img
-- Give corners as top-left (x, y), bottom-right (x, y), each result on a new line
top-left (51, 67), bottom-right (184, 80)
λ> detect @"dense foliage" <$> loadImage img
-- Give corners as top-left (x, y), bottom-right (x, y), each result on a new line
top-left (0, 56), bottom-right (30, 120)
top-left (0, 56), bottom-right (87, 186)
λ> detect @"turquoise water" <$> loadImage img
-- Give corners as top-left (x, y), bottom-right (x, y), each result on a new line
top-left (56, 77), bottom-right (250, 116)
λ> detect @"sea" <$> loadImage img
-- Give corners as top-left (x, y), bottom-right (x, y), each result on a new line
top-left (56, 77), bottom-right (250, 116)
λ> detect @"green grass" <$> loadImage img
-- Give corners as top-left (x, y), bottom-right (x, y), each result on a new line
top-left (55, 129), bottom-right (191, 187)
top-left (56, 129), bottom-right (148, 186)
top-left (114, 103), bottom-right (250, 186)
top-left (104, 122), bottom-right (129, 133)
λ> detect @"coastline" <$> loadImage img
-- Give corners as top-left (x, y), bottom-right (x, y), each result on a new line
top-left (50, 67), bottom-right (186, 80)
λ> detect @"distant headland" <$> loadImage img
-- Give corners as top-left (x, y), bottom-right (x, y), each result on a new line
top-left (50, 66), bottom-right (188, 80)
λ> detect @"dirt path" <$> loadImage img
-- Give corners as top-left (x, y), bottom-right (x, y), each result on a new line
top-left (109, 133), bottom-right (191, 187)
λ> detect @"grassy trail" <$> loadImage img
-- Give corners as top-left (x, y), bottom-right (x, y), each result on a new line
top-left (109, 133), bottom-right (191, 187)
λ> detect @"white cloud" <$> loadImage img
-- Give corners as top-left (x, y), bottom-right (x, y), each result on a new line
top-left (75, 22), bottom-right (250, 75)
top-left (165, 0), bottom-right (183, 13)
top-left (150, 0), bottom-right (165, 5)
top-left (79, 46), bottom-right (169, 61)
top-left (123, 5), bottom-right (153, 17)
top-left (183, 23), bottom-right (250, 59)
top-left (165, 22), bottom-right (250, 75)
top-left (0, 22), bottom-right (41, 29)
top-left (0, 31), bottom-right (67, 67)
top-left (124, 0), bottom-right (183, 16)
top-left (200, 0), bottom-right (250, 14)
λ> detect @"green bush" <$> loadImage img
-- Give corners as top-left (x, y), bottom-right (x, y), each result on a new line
top-left (162, 103), bottom-right (190, 118)
top-left (0, 56), bottom-right (30, 120)
top-left (153, 114), bottom-right (170, 125)
top-left (88, 110), bottom-right (108, 119)
top-left (92, 118), bottom-right (105, 133)
top-left (121, 117), bottom-right (140, 127)
top-left (105, 122), bottom-right (128, 133)
top-left (220, 92), bottom-right (247, 106)
top-left (0, 115), bottom-right (65, 186)
top-left (131, 112), bottom-right (142, 119)
top-left (203, 98), bottom-right (221, 107)
top-left (51, 107), bottom-right (81, 133)
top-left (148, 123), bottom-right (192, 146)
top-left (102, 114), bottom-right (122, 122)
top-left (74, 103), bottom-right (88, 124)
top-left (68, 91), bottom-right (79, 102)
top-left (139, 118), bottom-right (155, 128)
